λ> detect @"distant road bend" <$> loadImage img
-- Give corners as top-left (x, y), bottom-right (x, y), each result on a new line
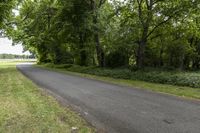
top-left (17, 64), bottom-right (200, 133)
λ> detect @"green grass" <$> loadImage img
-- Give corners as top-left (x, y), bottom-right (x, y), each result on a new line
top-left (37, 63), bottom-right (200, 100)
top-left (38, 63), bottom-right (200, 88)
top-left (0, 62), bottom-right (94, 133)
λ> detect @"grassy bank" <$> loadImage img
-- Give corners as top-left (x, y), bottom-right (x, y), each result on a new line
top-left (37, 63), bottom-right (200, 100)
top-left (0, 62), bottom-right (94, 132)
top-left (39, 63), bottom-right (200, 88)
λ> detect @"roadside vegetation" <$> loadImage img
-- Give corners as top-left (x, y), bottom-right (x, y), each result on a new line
top-left (38, 63), bottom-right (200, 100)
top-left (1, 0), bottom-right (200, 131)
top-left (2, 0), bottom-right (200, 71)
top-left (0, 62), bottom-right (94, 133)
top-left (40, 63), bottom-right (200, 88)
top-left (1, 1), bottom-right (200, 100)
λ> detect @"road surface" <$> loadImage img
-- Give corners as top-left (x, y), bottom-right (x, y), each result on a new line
top-left (17, 64), bottom-right (200, 133)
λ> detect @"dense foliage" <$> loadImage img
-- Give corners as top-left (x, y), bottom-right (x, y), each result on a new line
top-left (0, 0), bottom-right (16, 32)
top-left (43, 63), bottom-right (200, 88)
top-left (2, 0), bottom-right (200, 70)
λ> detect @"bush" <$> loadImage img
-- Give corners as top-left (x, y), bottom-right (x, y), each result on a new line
top-left (43, 63), bottom-right (200, 88)
top-left (54, 52), bottom-right (74, 64)
top-left (105, 51), bottom-right (128, 68)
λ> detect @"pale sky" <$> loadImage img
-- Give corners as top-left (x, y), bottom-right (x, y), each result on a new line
top-left (0, 9), bottom-right (29, 55)
top-left (0, 37), bottom-right (30, 55)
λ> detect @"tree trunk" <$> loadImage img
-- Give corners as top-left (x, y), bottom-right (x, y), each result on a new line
top-left (136, 0), bottom-right (153, 69)
top-left (79, 33), bottom-right (87, 66)
top-left (159, 42), bottom-right (164, 67)
top-left (91, 0), bottom-right (105, 67)
top-left (137, 40), bottom-right (146, 69)
top-left (94, 32), bottom-right (105, 67)
top-left (179, 54), bottom-right (185, 70)
top-left (136, 27), bottom-right (148, 69)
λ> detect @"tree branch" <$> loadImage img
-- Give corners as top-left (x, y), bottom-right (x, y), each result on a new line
top-left (137, 0), bottom-right (145, 26)
top-left (147, 9), bottom-right (181, 38)
top-left (99, 0), bottom-right (106, 8)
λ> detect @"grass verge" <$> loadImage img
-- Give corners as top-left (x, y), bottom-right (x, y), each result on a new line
top-left (0, 62), bottom-right (94, 133)
top-left (37, 64), bottom-right (200, 100)
top-left (38, 63), bottom-right (200, 88)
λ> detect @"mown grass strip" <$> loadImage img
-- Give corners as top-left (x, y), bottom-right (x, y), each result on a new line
top-left (0, 62), bottom-right (94, 133)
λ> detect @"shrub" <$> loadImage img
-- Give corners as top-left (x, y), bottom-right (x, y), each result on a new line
top-left (43, 63), bottom-right (200, 88)
top-left (54, 52), bottom-right (74, 64)
top-left (105, 51), bottom-right (128, 68)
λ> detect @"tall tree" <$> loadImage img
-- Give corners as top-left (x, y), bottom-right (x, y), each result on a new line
top-left (119, 0), bottom-right (198, 68)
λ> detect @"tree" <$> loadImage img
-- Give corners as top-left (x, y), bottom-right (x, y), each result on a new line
top-left (117, 0), bottom-right (198, 68)
top-left (0, 0), bottom-right (16, 37)
top-left (3, 0), bottom-right (200, 70)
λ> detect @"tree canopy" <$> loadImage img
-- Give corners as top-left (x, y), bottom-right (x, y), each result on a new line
top-left (2, 0), bottom-right (200, 70)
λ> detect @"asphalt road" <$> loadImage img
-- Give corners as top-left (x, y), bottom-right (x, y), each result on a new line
top-left (17, 64), bottom-right (200, 133)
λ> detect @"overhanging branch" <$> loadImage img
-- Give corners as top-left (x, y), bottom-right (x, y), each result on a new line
top-left (147, 9), bottom-right (182, 38)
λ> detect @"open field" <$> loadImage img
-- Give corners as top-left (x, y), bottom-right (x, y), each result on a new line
top-left (0, 62), bottom-right (94, 132)
top-left (0, 59), bottom-right (36, 62)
